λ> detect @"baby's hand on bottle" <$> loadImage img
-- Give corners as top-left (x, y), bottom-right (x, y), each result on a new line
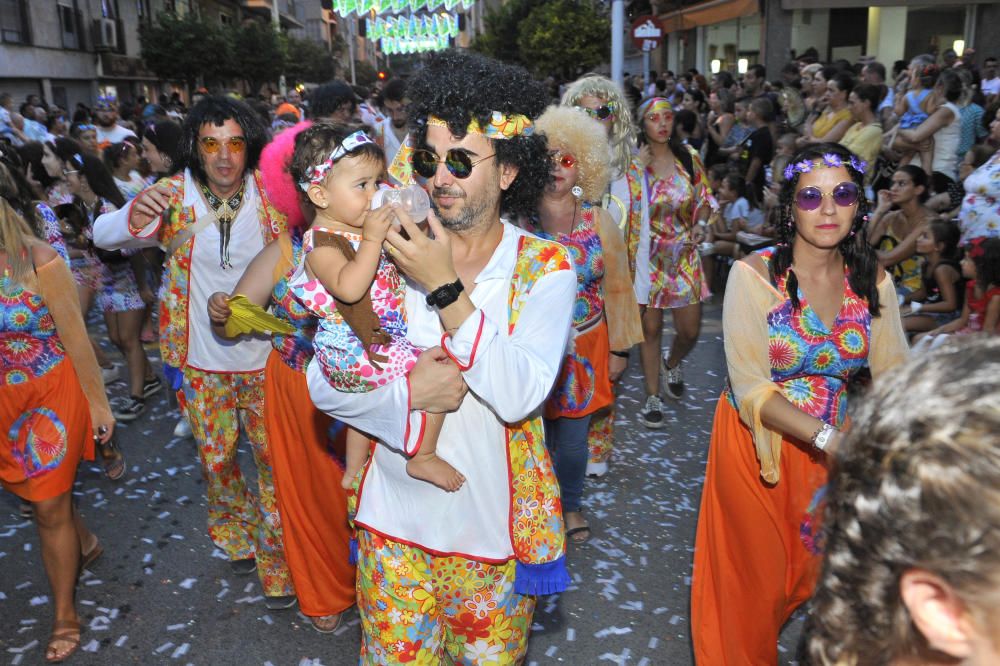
top-left (362, 204), bottom-right (396, 245)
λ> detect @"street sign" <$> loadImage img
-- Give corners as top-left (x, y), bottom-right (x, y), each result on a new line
top-left (631, 15), bottom-right (664, 52)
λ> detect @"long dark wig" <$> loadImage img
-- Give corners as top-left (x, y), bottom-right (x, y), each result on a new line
top-left (405, 49), bottom-right (552, 219)
top-left (177, 96), bottom-right (269, 187)
top-left (772, 142), bottom-right (882, 316)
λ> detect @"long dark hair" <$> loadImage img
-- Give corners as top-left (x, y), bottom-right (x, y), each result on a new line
top-left (636, 97), bottom-right (695, 180)
top-left (178, 96), bottom-right (268, 186)
top-left (15, 142), bottom-right (56, 190)
top-left (0, 152), bottom-right (43, 237)
top-left (772, 142), bottom-right (882, 316)
top-left (68, 151), bottom-right (126, 211)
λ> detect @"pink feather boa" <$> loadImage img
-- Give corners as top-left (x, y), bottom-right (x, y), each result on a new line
top-left (259, 120), bottom-right (312, 228)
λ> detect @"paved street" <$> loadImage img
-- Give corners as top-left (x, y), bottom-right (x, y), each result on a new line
top-left (0, 300), bottom-right (803, 665)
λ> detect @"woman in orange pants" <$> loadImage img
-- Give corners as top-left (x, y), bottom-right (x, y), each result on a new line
top-left (690, 144), bottom-right (909, 663)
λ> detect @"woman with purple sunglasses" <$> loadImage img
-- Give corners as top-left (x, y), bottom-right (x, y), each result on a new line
top-left (690, 142), bottom-right (909, 663)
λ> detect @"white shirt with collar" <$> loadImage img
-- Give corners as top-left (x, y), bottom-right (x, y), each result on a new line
top-left (306, 221), bottom-right (575, 561)
top-left (93, 168), bottom-right (272, 373)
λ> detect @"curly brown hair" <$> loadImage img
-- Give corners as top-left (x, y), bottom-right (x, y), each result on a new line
top-left (805, 336), bottom-right (1000, 665)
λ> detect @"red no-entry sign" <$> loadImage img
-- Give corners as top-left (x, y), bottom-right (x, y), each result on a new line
top-left (631, 15), bottom-right (665, 52)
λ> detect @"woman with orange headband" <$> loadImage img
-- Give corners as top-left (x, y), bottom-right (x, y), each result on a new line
top-left (635, 97), bottom-right (717, 429)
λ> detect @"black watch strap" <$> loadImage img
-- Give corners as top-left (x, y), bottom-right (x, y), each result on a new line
top-left (426, 279), bottom-right (464, 309)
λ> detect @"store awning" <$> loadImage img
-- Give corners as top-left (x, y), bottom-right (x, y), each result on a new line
top-left (659, 0), bottom-right (759, 32)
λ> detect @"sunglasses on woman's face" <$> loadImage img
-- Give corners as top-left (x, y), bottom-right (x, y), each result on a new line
top-left (794, 181), bottom-right (860, 211)
top-left (199, 136), bottom-right (246, 154)
top-left (551, 151), bottom-right (577, 169)
top-left (578, 103), bottom-right (616, 121)
top-left (411, 148), bottom-right (494, 179)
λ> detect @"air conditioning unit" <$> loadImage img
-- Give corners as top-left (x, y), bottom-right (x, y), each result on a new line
top-left (93, 17), bottom-right (117, 51)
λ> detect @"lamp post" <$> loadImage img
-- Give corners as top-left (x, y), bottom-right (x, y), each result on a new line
top-left (611, 0), bottom-right (624, 86)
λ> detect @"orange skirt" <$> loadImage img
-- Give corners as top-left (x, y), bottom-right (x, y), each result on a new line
top-left (545, 318), bottom-right (614, 419)
top-left (264, 350), bottom-right (355, 617)
top-left (691, 395), bottom-right (827, 665)
top-left (0, 359), bottom-right (95, 502)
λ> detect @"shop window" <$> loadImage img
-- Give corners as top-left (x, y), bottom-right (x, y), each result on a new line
top-left (0, 0), bottom-right (30, 44)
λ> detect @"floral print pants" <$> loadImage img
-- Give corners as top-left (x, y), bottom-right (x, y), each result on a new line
top-left (179, 367), bottom-right (293, 597)
top-left (356, 530), bottom-right (534, 665)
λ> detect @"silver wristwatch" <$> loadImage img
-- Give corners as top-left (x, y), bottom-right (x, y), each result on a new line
top-left (812, 423), bottom-right (837, 452)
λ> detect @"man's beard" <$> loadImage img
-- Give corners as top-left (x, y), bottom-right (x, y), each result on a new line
top-left (432, 185), bottom-right (499, 232)
top-left (96, 115), bottom-right (115, 128)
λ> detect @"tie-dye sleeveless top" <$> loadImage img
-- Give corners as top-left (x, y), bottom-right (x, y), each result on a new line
top-left (270, 230), bottom-right (317, 373)
top-left (532, 203), bottom-right (605, 328)
top-left (733, 248), bottom-right (873, 427)
top-left (0, 269), bottom-right (65, 386)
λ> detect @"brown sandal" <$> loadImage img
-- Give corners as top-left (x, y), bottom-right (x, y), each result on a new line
top-left (46, 619), bottom-right (81, 663)
top-left (80, 539), bottom-right (103, 574)
top-left (310, 613), bottom-right (343, 634)
top-left (97, 439), bottom-right (126, 481)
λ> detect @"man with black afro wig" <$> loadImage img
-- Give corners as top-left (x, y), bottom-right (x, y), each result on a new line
top-left (92, 96), bottom-right (298, 610)
top-left (304, 48), bottom-right (577, 663)
top-left (405, 48), bottom-right (553, 222)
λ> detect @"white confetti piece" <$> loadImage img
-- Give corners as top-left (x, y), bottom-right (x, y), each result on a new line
top-left (115, 635), bottom-right (128, 647)
top-left (167, 623), bottom-right (186, 631)
top-left (29, 595), bottom-right (48, 606)
top-left (155, 642), bottom-right (174, 653)
top-left (171, 643), bottom-right (190, 658)
top-left (566, 627), bottom-right (575, 641)
top-left (179, 578), bottom-right (197, 589)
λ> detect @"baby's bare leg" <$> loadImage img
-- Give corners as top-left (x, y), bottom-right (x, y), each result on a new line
top-left (342, 427), bottom-right (371, 490)
top-left (406, 412), bottom-right (464, 492)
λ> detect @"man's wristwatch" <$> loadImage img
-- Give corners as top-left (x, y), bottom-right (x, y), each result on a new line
top-left (426, 279), bottom-right (464, 309)
top-left (811, 422), bottom-right (838, 452)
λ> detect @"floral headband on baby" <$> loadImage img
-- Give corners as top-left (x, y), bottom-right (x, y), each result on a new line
top-left (783, 153), bottom-right (867, 182)
top-left (298, 130), bottom-right (375, 191)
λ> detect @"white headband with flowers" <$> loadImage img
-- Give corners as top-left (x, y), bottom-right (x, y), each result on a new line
top-left (298, 131), bottom-right (375, 191)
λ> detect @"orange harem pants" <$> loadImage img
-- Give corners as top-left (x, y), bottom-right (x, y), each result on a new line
top-left (264, 350), bottom-right (355, 618)
top-left (691, 395), bottom-right (827, 665)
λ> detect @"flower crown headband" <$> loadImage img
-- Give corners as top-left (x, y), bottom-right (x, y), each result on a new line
top-left (783, 153), bottom-right (867, 182)
top-left (298, 130), bottom-right (375, 191)
top-left (426, 111), bottom-right (534, 140)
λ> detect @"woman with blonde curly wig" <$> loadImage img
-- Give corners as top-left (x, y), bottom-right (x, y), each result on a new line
top-left (561, 74), bottom-right (648, 475)
top-left (806, 336), bottom-right (1000, 666)
top-left (519, 106), bottom-right (642, 543)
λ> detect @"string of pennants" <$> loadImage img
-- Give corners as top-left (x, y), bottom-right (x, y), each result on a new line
top-left (380, 34), bottom-right (451, 54)
top-left (329, 0), bottom-right (474, 16)
top-left (367, 12), bottom-right (460, 40)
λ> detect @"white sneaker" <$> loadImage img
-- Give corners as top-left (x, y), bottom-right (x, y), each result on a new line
top-left (173, 418), bottom-right (193, 439)
top-left (101, 364), bottom-right (119, 384)
top-left (586, 461), bottom-right (608, 478)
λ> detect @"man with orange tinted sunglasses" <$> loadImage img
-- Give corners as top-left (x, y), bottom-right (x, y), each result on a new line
top-left (93, 97), bottom-right (296, 609)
